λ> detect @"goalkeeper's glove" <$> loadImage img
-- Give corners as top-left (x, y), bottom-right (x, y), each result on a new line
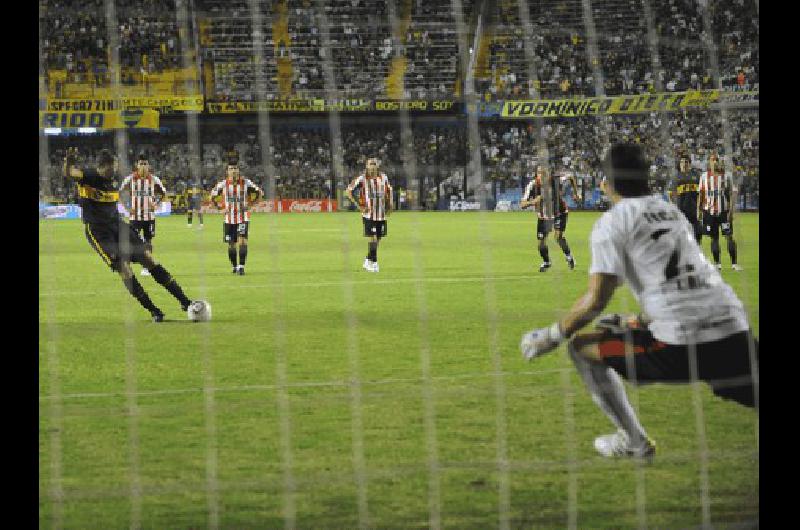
top-left (520, 322), bottom-right (565, 361)
top-left (595, 313), bottom-right (646, 334)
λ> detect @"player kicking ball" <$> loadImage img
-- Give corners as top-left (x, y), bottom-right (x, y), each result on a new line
top-left (520, 144), bottom-right (758, 459)
top-left (63, 148), bottom-right (201, 322)
top-left (346, 158), bottom-right (393, 273)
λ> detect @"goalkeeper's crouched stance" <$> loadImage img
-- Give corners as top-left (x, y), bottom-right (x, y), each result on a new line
top-left (519, 143), bottom-right (758, 460)
top-left (65, 147), bottom-right (195, 322)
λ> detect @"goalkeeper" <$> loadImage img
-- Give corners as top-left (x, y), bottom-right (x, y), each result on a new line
top-left (519, 144), bottom-right (758, 460)
top-left (63, 147), bottom-right (195, 322)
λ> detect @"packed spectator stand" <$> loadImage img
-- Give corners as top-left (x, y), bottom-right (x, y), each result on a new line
top-left (39, 0), bottom-right (758, 209)
top-left (42, 106), bottom-right (759, 211)
top-left (40, 0), bottom-right (758, 98)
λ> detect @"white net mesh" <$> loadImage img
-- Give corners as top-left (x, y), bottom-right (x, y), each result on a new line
top-left (39, 0), bottom-right (758, 527)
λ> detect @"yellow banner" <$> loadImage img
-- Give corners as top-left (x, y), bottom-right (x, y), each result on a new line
top-left (44, 95), bottom-right (204, 112)
top-left (206, 99), bottom-right (456, 113)
top-left (208, 99), bottom-right (359, 113)
top-left (501, 90), bottom-right (720, 118)
top-left (39, 109), bottom-right (160, 130)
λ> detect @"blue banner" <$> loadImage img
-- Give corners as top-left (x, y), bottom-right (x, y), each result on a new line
top-left (40, 204), bottom-right (82, 220)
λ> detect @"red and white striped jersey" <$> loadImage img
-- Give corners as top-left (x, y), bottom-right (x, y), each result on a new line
top-left (522, 175), bottom-right (569, 219)
top-left (347, 172), bottom-right (393, 221)
top-left (210, 177), bottom-right (264, 224)
top-left (119, 173), bottom-right (167, 221)
top-left (699, 170), bottom-right (735, 215)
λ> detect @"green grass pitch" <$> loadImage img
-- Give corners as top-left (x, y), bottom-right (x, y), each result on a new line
top-left (39, 211), bottom-right (759, 528)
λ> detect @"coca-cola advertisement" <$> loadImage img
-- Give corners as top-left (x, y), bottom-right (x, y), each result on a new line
top-left (281, 199), bottom-right (337, 212)
top-left (201, 199), bottom-right (338, 213)
top-left (203, 199), bottom-right (337, 213)
top-left (249, 200), bottom-right (278, 213)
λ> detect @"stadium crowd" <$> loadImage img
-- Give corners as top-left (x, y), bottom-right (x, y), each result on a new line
top-left (41, 0), bottom-right (189, 88)
top-left (39, 0), bottom-right (758, 209)
top-left (43, 107), bottom-right (758, 210)
top-left (40, 0), bottom-right (757, 101)
top-left (481, 0), bottom-right (758, 100)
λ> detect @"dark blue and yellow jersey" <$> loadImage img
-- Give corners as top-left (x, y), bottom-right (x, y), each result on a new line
top-left (671, 171), bottom-right (699, 214)
top-left (75, 167), bottom-right (121, 225)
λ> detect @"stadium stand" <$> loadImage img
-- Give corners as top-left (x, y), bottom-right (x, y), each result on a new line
top-left (196, 0), bottom-right (470, 100)
top-left (41, 0), bottom-right (758, 99)
top-left (477, 0), bottom-right (758, 100)
top-left (41, 0), bottom-right (199, 97)
top-left (39, 0), bottom-right (758, 209)
top-left (42, 107), bottom-right (758, 211)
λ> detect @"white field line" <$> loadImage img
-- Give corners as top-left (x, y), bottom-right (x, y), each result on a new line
top-left (40, 367), bottom-right (577, 402)
top-left (39, 274), bottom-right (546, 298)
top-left (43, 447), bottom-right (759, 503)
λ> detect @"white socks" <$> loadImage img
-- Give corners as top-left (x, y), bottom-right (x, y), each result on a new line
top-left (569, 344), bottom-right (648, 446)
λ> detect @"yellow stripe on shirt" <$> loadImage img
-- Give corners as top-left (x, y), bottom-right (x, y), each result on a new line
top-left (85, 225), bottom-right (113, 266)
top-left (79, 184), bottom-right (119, 202)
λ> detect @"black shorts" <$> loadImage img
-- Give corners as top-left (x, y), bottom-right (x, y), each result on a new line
top-left (703, 211), bottom-right (733, 237)
top-left (84, 221), bottom-right (149, 272)
top-left (596, 326), bottom-right (758, 408)
top-left (536, 213), bottom-right (568, 240)
top-left (362, 217), bottom-right (387, 238)
top-left (130, 220), bottom-right (156, 242)
top-left (224, 222), bottom-right (249, 243)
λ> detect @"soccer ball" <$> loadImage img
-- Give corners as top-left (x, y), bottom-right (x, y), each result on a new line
top-left (187, 300), bottom-right (212, 322)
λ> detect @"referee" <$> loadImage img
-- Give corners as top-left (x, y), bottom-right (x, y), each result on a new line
top-left (63, 147), bottom-right (196, 321)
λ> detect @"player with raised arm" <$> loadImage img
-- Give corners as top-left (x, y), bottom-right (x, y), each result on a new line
top-left (210, 160), bottom-right (264, 275)
top-left (668, 152), bottom-right (702, 243)
top-left (698, 151), bottom-right (741, 270)
top-left (63, 147), bottom-right (197, 322)
top-left (118, 153), bottom-right (167, 276)
top-left (520, 164), bottom-right (579, 272)
top-left (520, 144), bottom-right (758, 459)
top-left (345, 158), bottom-right (393, 273)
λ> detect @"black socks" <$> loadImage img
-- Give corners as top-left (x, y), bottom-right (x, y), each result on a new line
top-left (711, 237), bottom-right (721, 264)
top-left (368, 241), bottom-right (378, 262)
top-left (228, 247), bottom-right (238, 267)
top-left (727, 237), bottom-right (738, 265)
top-left (149, 264), bottom-right (192, 309)
top-left (557, 237), bottom-right (571, 257)
top-left (539, 241), bottom-right (550, 263)
top-left (122, 275), bottom-right (159, 313)
top-left (239, 245), bottom-right (248, 266)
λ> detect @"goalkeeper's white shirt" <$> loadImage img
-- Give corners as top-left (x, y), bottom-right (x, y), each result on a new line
top-left (589, 194), bottom-right (749, 345)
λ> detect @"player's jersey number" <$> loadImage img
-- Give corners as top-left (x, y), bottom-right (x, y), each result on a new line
top-left (651, 228), bottom-right (708, 290)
